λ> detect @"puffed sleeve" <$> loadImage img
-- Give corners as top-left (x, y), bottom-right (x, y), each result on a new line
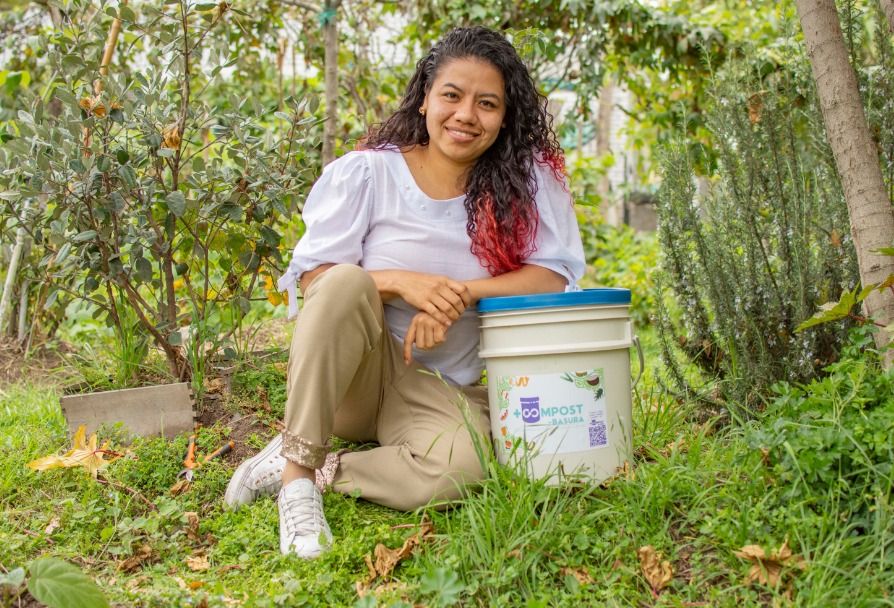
top-left (277, 151), bottom-right (373, 317)
top-left (526, 160), bottom-right (586, 287)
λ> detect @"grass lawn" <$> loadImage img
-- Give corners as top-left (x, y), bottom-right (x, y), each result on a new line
top-left (1, 328), bottom-right (892, 607)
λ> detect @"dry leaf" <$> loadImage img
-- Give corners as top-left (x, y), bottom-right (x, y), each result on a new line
top-left (186, 554), bottom-right (210, 572)
top-left (747, 91), bottom-right (765, 124)
top-left (611, 558), bottom-right (623, 571)
top-left (169, 478), bottom-right (191, 496)
top-left (830, 229), bottom-right (842, 248)
top-left (44, 517), bottom-right (60, 535)
top-left (188, 580), bottom-right (205, 590)
top-left (560, 566), bottom-right (594, 585)
top-left (125, 575), bottom-right (150, 590)
top-left (638, 545), bottom-right (673, 595)
top-left (734, 539), bottom-right (806, 587)
top-left (162, 123), bottom-right (181, 149)
top-left (118, 543), bottom-right (155, 573)
top-left (184, 512), bottom-right (201, 542)
top-left (171, 576), bottom-right (189, 590)
top-left (356, 519), bottom-right (434, 595)
top-left (27, 425), bottom-right (121, 478)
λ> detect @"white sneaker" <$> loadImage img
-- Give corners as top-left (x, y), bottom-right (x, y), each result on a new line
top-left (223, 434), bottom-right (286, 510)
top-left (278, 478), bottom-right (332, 558)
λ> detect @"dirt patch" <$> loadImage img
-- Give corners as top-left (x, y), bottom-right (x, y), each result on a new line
top-left (195, 383), bottom-right (281, 463)
top-left (0, 338), bottom-right (71, 388)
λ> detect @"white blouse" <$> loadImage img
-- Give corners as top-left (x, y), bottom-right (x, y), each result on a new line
top-left (278, 148), bottom-right (585, 385)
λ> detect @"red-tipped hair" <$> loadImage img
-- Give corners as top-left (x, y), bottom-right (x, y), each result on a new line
top-left (469, 150), bottom-right (568, 276)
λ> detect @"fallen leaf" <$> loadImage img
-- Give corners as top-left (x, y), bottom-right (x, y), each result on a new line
top-left (44, 517), bottom-right (60, 535)
top-left (356, 518), bottom-right (434, 595)
top-left (638, 545), bottom-right (673, 595)
top-left (560, 566), bottom-right (594, 585)
top-left (188, 580), bottom-right (205, 590)
top-left (125, 575), bottom-right (150, 590)
top-left (171, 576), bottom-right (189, 590)
top-left (186, 554), bottom-right (210, 572)
top-left (611, 558), bottom-right (623, 571)
top-left (184, 512), bottom-right (201, 542)
top-left (118, 543), bottom-right (155, 573)
top-left (734, 539), bottom-right (806, 587)
top-left (169, 478), bottom-right (191, 496)
top-left (27, 425), bottom-right (121, 478)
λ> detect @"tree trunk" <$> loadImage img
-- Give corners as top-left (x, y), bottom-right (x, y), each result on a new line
top-left (796, 0), bottom-right (894, 364)
top-left (595, 79), bottom-right (618, 225)
top-left (881, 0), bottom-right (894, 33)
top-left (321, 0), bottom-right (341, 166)
top-left (0, 200), bottom-right (31, 335)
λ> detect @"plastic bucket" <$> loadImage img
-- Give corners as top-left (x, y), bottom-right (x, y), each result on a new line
top-left (477, 289), bottom-right (637, 483)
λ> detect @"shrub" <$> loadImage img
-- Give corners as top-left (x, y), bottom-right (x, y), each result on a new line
top-left (655, 54), bottom-right (859, 412)
top-left (750, 327), bottom-right (893, 522)
top-left (0, 0), bottom-right (316, 380)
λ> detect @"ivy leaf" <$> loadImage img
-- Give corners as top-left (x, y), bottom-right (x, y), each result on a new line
top-left (27, 558), bottom-right (109, 608)
top-left (796, 286), bottom-right (859, 332)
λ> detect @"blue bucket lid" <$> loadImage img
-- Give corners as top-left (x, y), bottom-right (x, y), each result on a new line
top-left (477, 288), bottom-right (631, 313)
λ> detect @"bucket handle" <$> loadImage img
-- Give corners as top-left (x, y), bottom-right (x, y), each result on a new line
top-left (632, 335), bottom-right (644, 389)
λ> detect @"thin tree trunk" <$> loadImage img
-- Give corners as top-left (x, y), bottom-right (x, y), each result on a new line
top-left (796, 0), bottom-right (894, 364)
top-left (17, 278), bottom-right (29, 343)
top-left (595, 79), bottom-right (617, 225)
top-left (0, 200), bottom-right (31, 334)
top-left (322, 0), bottom-right (341, 166)
top-left (881, 0), bottom-right (894, 33)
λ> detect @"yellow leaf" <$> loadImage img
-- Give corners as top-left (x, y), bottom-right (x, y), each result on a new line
top-left (26, 425), bottom-right (120, 478)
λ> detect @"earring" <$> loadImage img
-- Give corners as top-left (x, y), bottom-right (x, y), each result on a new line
top-left (419, 107), bottom-right (426, 116)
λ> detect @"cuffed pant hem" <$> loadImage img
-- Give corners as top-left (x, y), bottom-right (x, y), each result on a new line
top-left (280, 431), bottom-right (327, 469)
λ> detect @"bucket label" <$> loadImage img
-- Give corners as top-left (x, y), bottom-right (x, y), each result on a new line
top-left (496, 369), bottom-right (607, 455)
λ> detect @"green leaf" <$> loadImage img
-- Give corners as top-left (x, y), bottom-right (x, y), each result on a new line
top-left (27, 558), bottom-right (109, 608)
top-left (0, 190), bottom-right (20, 201)
top-left (166, 191), bottom-right (186, 217)
top-left (0, 567), bottom-right (25, 588)
top-left (73, 230), bottom-right (98, 242)
top-left (419, 567), bottom-right (464, 606)
top-left (167, 331), bottom-right (182, 346)
top-left (134, 257), bottom-right (153, 282)
top-left (119, 5), bottom-right (136, 21)
top-left (118, 165), bottom-right (137, 188)
top-left (116, 149), bottom-right (130, 165)
top-left (876, 247), bottom-right (894, 256)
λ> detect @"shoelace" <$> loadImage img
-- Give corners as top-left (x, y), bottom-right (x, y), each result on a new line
top-left (281, 493), bottom-right (324, 538)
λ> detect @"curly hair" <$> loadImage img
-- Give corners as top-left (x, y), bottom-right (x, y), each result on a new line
top-left (363, 26), bottom-right (566, 276)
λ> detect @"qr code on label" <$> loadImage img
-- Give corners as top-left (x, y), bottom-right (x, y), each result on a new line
top-left (589, 421), bottom-right (607, 448)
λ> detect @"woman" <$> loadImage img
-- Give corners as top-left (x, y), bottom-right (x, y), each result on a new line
top-left (224, 26), bottom-right (585, 559)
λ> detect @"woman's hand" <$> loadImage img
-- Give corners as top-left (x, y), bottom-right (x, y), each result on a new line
top-left (371, 270), bottom-right (471, 325)
top-left (403, 312), bottom-right (449, 364)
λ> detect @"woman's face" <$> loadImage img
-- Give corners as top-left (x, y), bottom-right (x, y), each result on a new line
top-left (421, 57), bottom-right (507, 168)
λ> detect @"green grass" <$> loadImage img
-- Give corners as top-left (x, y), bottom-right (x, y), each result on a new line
top-left (2, 333), bottom-right (893, 607)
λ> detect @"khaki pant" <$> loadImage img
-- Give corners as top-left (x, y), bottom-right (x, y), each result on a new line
top-left (281, 264), bottom-right (490, 511)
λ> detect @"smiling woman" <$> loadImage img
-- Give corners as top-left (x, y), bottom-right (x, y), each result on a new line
top-left (224, 26), bottom-right (585, 560)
